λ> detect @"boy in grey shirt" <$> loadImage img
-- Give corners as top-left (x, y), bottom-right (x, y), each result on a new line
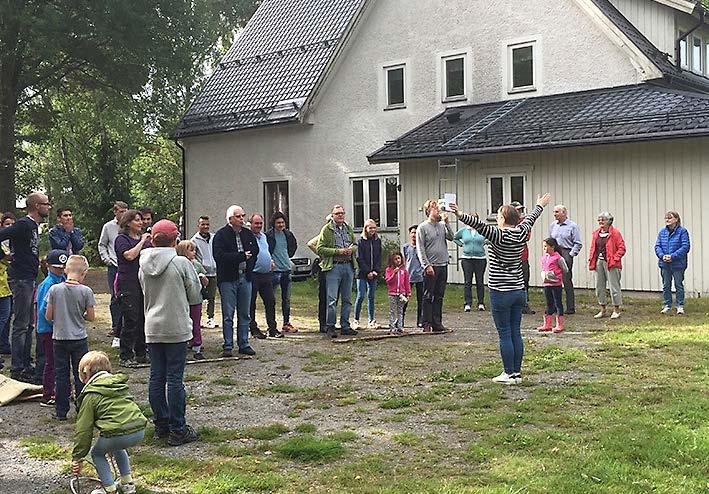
top-left (46, 255), bottom-right (96, 420)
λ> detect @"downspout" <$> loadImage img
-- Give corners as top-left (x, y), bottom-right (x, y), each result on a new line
top-left (175, 139), bottom-right (186, 238)
top-left (675, 8), bottom-right (705, 69)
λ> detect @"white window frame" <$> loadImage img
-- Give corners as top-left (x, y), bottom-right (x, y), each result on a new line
top-left (350, 175), bottom-right (399, 230)
top-left (706, 40), bottom-right (709, 76)
top-left (691, 35), bottom-right (703, 74)
top-left (441, 52), bottom-right (468, 103)
top-left (679, 31), bottom-right (689, 69)
top-left (485, 173), bottom-right (528, 218)
top-left (507, 40), bottom-right (538, 94)
top-left (384, 63), bottom-right (407, 110)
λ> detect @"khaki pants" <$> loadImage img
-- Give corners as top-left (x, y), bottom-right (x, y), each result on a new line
top-left (595, 260), bottom-right (622, 306)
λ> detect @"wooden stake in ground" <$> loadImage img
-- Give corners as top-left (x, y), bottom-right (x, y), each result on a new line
top-left (333, 329), bottom-right (453, 344)
top-left (130, 355), bottom-right (253, 368)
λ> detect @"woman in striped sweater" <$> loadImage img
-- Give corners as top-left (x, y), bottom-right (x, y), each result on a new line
top-left (451, 193), bottom-right (551, 384)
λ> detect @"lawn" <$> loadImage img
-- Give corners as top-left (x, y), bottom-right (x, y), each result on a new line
top-left (2, 278), bottom-right (708, 493)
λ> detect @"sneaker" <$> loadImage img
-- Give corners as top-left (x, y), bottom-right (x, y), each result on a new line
top-left (90, 487), bottom-right (109, 494)
top-left (134, 355), bottom-right (150, 365)
top-left (492, 372), bottom-right (516, 384)
top-left (521, 306), bottom-right (535, 315)
top-left (238, 346), bottom-right (256, 356)
top-left (676, 306), bottom-right (685, 315)
top-left (221, 349), bottom-right (233, 358)
top-left (422, 323), bottom-right (433, 333)
top-left (111, 337), bottom-right (120, 348)
top-left (510, 373), bottom-right (522, 384)
top-left (192, 352), bottom-right (205, 360)
top-left (352, 320), bottom-right (360, 330)
top-left (121, 482), bottom-right (137, 494)
top-left (464, 304), bottom-right (471, 312)
top-left (39, 398), bottom-right (55, 407)
top-left (54, 414), bottom-right (68, 421)
top-left (326, 327), bottom-right (337, 338)
top-left (268, 328), bottom-right (284, 338)
top-left (660, 306), bottom-right (671, 314)
top-left (610, 311), bottom-right (621, 319)
top-left (593, 310), bottom-right (606, 319)
top-left (367, 320), bottom-right (380, 329)
top-left (119, 359), bottom-right (138, 368)
top-left (395, 328), bottom-right (406, 335)
top-left (250, 327), bottom-right (267, 340)
top-left (153, 427), bottom-right (169, 440)
top-left (282, 323), bottom-right (298, 333)
top-left (477, 304), bottom-right (486, 311)
top-left (205, 318), bottom-right (217, 329)
top-left (341, 327), bottom-right (358, 336)
top-left (168, 424), bottom-right (199, 446)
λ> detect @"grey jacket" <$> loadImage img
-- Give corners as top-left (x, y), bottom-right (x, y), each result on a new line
top-left (98, 220), bottom-right (120, 266)
top-left (139, 247), bottom-right (202, 344)
top-left (190, 232), bottom-right (217, 276)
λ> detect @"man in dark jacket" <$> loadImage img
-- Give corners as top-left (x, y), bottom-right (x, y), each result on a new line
top-left (48, 208), bottom-right (84, 254)
top-left (213, 205), bottom-right (259, 356)
top-left (265, 211), bottom-right (298, 333)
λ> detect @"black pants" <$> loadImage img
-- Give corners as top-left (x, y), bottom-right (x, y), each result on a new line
top-left (249, 272), bottom-right (276, 331)
top-left (403, 281), bottom-right (423, 327)
top-left (422, 265), bottom-right (447, 329)
top-left (118, 282), bottom-right (146, 361)
top-left (521, 259), bottom-right (530, 305)
top-left (559, 248), bottom-right (575, 312)
top-left (461, 258), bottom-right (486, 306)
top-left (544, 285), bottom-right (564, 316)
top-left (318, 270), bottom-right (327, 331)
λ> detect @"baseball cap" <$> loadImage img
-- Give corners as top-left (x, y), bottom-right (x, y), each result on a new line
top-left (151, 219), bottom-right (179, 241)
top-left (46, 249), bottom-right (69, 267)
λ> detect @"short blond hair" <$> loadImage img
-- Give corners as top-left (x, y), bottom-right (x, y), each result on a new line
top-left (176, 240), bottom-right (196, 257)
top-left (79, 351), bottom-right (112, 382)
top-left (65, 255), bottom-right (89, 277)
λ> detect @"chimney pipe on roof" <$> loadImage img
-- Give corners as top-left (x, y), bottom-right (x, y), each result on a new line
top-left (446, 109), bottom-right (462, 124)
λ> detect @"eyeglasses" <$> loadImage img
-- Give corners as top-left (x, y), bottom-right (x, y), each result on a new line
top-left (234, 214), bottom-right (245, 218)
top-left (333, 212), bottom-right (345, 215)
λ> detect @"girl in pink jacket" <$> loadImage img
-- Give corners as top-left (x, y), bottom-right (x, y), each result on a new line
top-left (537, 238), bottom-right (569, 333)
top-left (385, 252), bottom-right (411, 334)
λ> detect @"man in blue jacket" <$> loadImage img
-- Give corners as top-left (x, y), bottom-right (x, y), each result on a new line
top-left (48, 208), bottom-right (84, 254)
top-left (654, 211), bottom-right (690, 315)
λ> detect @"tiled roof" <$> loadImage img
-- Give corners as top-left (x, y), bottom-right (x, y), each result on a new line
top-left (592, 0), bottom-right (709, 93)
top-left (367, 84), bottom-right (709, 163)
top-left (174, 0), bottom-right (363, 138)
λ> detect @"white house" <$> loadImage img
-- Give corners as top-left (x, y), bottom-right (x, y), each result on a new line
top-left (176, 0), bottom-right (709, 294)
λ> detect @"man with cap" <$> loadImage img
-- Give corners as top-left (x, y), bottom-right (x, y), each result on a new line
top-left (35, 249), bottom-right (68, 404)
top-left (139, 219), bottom-right (202, 446)
top-left (0, 192), bottom-right (51, 382)
top-left (549, 204), bottom-right (582, 314)
top-left (511, 202), bottom-right (535, 315)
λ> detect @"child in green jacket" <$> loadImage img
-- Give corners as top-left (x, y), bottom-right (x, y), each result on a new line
top-left (71, 351), bottom-right (147, 494)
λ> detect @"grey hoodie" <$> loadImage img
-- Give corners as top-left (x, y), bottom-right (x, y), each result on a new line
top-left (139, 247), bottom-right (202, 344)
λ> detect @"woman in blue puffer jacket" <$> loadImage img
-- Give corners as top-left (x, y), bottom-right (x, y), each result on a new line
top-left (654, 211), bottom-right (690, 314)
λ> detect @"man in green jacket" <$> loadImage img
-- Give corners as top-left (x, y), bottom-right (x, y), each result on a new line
top-left (316, 205), bottom-right (358, 338)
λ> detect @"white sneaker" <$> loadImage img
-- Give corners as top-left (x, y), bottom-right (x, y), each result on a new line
top-left (610, 311), bottom-right (621, 319)
top-left (676, 306), bottom-right (685, 315)
top-left (122, 483), bottom-right (137, 494)
top-left (464, 305), bottom-right (471, 312)
top-left (205, 318), bottom-right (217, 329)
top-left (492, 372), bottom-right (516, 384)
top-left (111, 337), bottom-right (120, 348)
top-left (510, 373), bottom-right (522, 384)
top-left (352, 320), bottom-right (360, 330)
top-left (478, 304), bottom-right (486, 311)
top-left (367, 320), bottom-right (380, 329)
top-left (660, 306), bottom-right (671, 315)
top-left (593, 310), bottom-right (606, 319)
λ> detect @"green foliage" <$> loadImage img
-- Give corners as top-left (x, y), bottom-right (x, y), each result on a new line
top-left (242, 423), bottom-right (289, 440)
top-left (274, 434), bottom-right (345, 463)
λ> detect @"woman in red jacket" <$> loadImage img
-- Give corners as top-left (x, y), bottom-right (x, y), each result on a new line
top-left (589, 212), bottom-right (626, 320)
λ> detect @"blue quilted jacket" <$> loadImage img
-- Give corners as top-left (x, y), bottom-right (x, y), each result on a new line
top-left (654, 225), bottom-right (690, 271)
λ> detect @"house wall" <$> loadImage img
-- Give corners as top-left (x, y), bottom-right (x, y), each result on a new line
top-left (183, 0), bottom-right (659, 257)
top-left (398, 137), bottom-right (709, 295)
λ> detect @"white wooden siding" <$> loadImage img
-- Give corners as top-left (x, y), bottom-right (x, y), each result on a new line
top-left (610, 0), bottom-right (676, 55)
top-left (399, 138), bottom-right (709, 295)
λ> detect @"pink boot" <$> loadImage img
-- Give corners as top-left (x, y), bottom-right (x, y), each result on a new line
top-left (553, 315), bottom-right (565, 333)
top-left (536, 314), bottom-right (553, 332)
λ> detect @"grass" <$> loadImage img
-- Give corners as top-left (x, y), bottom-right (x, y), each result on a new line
top-left (19, 436), bottom-right (67, 460)
top-left (273, 434), bottom-right (345, 463)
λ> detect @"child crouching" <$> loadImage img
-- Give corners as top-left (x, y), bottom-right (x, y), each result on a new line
top-left (72, 351), bottom-right (147, 494)
top-left (385, 252), bottom-right (411, 334)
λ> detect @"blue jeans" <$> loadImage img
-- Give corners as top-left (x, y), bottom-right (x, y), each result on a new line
top-left (148, 342), bottom-right (187, 433)
top-left (53, 338), bottom-right (88, 417)
top-left (107, 265), bottom-right (122, 333)
top-left (272, 271), bottom-right (292, 324)
top-left (91, 429), bottom-right (144, 487)
top-left (0, 296), bottom-right (11, 353)
top-left (9, 279), bottom-right (35, 373)
top-left (219, 278), bottom-right (252, 351)
top-left (661, 268), bottom-right (685, 307)
top-left (354, 278), bottom-right (377, 322)
top-left (325, 263), bottom-right (354, 329)
top-left (489, 289), bottom-right (526, 374)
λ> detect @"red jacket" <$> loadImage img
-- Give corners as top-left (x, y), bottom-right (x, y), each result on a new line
top-left (589, 226), bottom-right (626, 271)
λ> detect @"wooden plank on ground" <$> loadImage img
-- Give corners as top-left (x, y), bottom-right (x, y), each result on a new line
top-left (333, 329), bottom-right (454, 344)
top-left (130, 355), bottom-right (253, 368)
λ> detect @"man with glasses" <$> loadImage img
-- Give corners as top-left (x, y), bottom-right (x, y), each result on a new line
top-left (49, 208), bottom-right (85, 254)
top-left (0, 192), bottom-right (51, 382)
top-left (213, 205), bottom-right (259, 356)
top-left (549, 204), bottom-right (582, 314)
top-left (99, 201), bottom-right (128, 345)
top-left (316, 205), bottom-right (358, 338)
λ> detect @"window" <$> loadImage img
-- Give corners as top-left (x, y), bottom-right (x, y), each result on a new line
top-left (679, 32), bottom-right (688, 69)
top-left (442, 54), bottom-right (466, 101)
top-left (385, 64), bottom-right (406, 109)
top-left (263, 181), bottom-right (289, 225)
top-left (692, 36), bottom-right (702, 73)
top-left (508, 41), bottom-right (536, 92)
top-left (486, 173), bottom-right (526, 216)
top-left (351, 176), bottom-right (399, 229)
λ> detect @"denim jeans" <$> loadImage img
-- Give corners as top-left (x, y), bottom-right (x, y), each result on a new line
top-left (9, 279), bottom-right (35, 373)
top-left (219, 278), bottom-right (252, 351)
top-left (53, 338), bottom-right (88, 417)
top-left (272, 271), bottom-right (292, 324)
top-left (107, 265), bottom-right (122, 334)
top-left (0, 295), bottom-right (11, 353)
top-left (354, 278), bottom-right (377, 322)
top-left (544, 286), bottom-right (564, 316)
top-left (489, 289), bottom-right (526, 374)
top-left (325, 263), bottom-right (354, 329)
top-left (91, 429), bottom-right (145, 488)
top-left (148, 342), bottom-right (188, 433)
top-left (661, 268), bottom-right (685, 308)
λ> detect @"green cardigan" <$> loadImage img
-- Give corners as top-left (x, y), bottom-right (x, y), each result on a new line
top-left (315, 221), bottom-right (358, 272)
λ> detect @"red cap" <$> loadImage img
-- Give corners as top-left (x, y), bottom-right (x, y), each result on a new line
top-left (151, 219), bottom-right (179, 241)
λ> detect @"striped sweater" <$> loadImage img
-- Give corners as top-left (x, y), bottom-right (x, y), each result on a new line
top-left (458, 205), bottom-right (543, 291)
